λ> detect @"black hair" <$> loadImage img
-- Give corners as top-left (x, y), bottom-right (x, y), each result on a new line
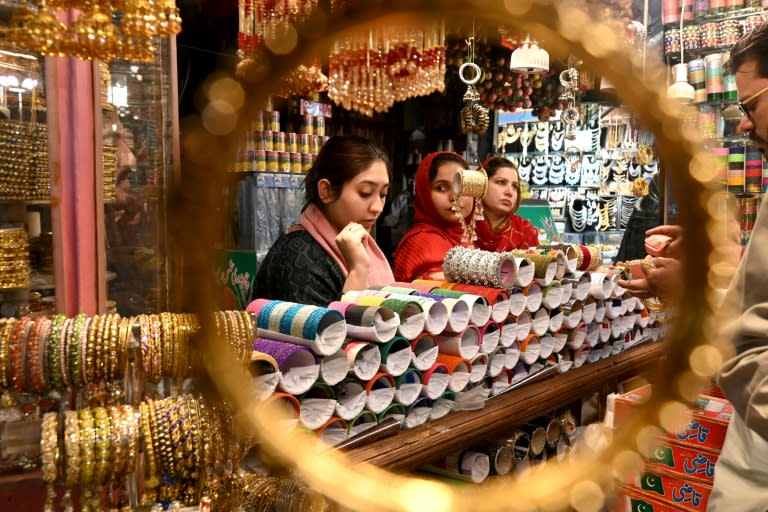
top-left (728, 21), bottom-right (768, 77)
top-left (303, 135), bottom-right (391, 211)
top-left (428, 153), bottom-right (468, 182)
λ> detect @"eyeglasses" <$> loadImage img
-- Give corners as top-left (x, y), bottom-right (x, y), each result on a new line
top-left (738, 85), bottom-right (768, 120)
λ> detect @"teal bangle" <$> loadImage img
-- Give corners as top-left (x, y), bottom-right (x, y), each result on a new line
top-left (302, 308), bottom-right (328, 340)
top-left (279, 304), bottom-right (304, 334)
top-left (257, 300), bottom-right (283, 329)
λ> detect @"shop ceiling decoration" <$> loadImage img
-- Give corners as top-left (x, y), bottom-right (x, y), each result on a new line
top-left (326, 22), bottom-right (446, 116)
top-left (237, 0), bottom-right (328, 97)
top-left (508, 34), bottom-right (549, 74)
top-left (1, 0), bottom-right (181, 62)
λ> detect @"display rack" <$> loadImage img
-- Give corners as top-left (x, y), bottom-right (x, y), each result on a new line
top-left (347, 341), bottom-right (661, 470)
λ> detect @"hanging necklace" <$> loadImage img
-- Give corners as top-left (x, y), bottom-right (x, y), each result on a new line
top-left (548, 156), bottom-right (565, 185)
top-left (517, 157), bottom-right (532, 183)
top-left (580, 155), bottom-right (601, 187)
top-left (535, 122), bottom-right (549, 153)
top-left (531, 156), bottom-right (549, 186)
top-left (569, 198), bottom-right (588, 232)
top-left (551, 122), bottom-right (565, 151)
top-left (548, 187), bottom-right (566, 203)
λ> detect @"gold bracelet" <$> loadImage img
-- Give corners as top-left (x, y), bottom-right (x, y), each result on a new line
top-left (64, 410), bottom-right (80, 485)
top-left (93, 406), bottom-right (112, 484)
top-left (41, 412), bottom-right (59, 483)
top-left (0, 318), bottom-right (17, 388)
top-left (85, 315), bottom-right (101, 385)
top-left (140, 401), bottom-right (159, 489)
top-left (123, 404), bottom-right (139, 476)
top-left (78, 408), bottom-right (96, 485)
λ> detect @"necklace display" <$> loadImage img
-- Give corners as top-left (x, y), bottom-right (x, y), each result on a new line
top-left (628, 161), bottom-right (642, 179)
top-left (548, 187), bottom-right (567, 204)
top-left (517, 157), bottom-right (531, 183)
top-left (519, 123), bottom-right (537, 158)
top-left (531, 156), bottom-right (549, 186)
top-left (550, 122), bottom-right (565, 151)
top-left (535, 122), bottom-right (549, 153)
top-left (568, 198), bottom-right (589, 232)
top-left (548, 156), bottom-right (565, 185)
top-left (598, 197), bottom-right (617, 231)
top-left (619, 195), bottom-right (640, 229)
top-left (563, 147), bottom-right (583, 187)
top-left (580, 155), bottom-right (601, 187)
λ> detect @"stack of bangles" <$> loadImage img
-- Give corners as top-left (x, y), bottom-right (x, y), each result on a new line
top-left (0, 311), bottom-right (260, 394)
top-left (575, 244), bottom-right (601, 271)
top-left (443, 246), bottom-right (517, 289)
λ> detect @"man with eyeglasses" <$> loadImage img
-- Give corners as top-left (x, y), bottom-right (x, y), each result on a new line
top-left (708, 21), bottom-right (768, 511)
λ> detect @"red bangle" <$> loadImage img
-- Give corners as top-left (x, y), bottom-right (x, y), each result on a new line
top-left (9, 316), bottom-right (32, 392)
top-left (26, 317), bottom-right (51, 393)
top-left (579, 245), bottom-right (592, 271)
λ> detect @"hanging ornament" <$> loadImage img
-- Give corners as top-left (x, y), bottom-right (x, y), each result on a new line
top-left (559, 66), bottom-right (580, 140)
top-left (452, 167), bottom-right (488, 245)
top-left (459, 36), bottom-right (489, 136)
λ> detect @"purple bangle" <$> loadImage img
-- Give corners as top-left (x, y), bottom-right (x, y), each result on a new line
top-left (252, 338), bottom-right (317, 371)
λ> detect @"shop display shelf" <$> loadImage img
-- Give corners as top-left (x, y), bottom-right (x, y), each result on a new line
top-left (346, 342), bottom-right (662, 470)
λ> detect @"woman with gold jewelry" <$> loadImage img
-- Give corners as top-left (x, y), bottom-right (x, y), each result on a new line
top-left (474, 156), bottom-right (539, 253)
top-left (393, 152), bottom-right (473, 281)
top-left (255, 135), bottom-right (394, 306)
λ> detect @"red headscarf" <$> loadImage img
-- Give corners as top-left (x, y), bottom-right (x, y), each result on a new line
top-left (393, 152), bottom-right (470, 280)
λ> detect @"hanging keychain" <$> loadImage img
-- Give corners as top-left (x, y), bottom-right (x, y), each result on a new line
top-left (559, 66), bottom-right (580, 140)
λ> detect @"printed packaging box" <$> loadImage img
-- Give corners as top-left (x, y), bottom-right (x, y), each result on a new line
top-left (623, 467), bottom-right (712, 511)
top-left (614, 385), bottom-right (732, 453)
top-left (616, 485), bottom-right (688, 512)
top-left (646, 438), bottom-right (718, 484)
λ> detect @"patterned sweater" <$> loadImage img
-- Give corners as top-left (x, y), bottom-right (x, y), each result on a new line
top-left (254, 230), bottom-right (345, 307)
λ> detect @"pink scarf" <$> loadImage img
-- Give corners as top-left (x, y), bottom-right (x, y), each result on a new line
top-left (290, 204), bottom-right (395, 286)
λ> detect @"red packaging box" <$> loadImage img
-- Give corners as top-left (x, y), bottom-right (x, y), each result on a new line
top-left (623, 467), bottom-right (712, 511)
top-left (614, 385), bottom-right (732, 453)
top-left (646, 438), bottom-right (718, 484)
top-left (616, 485), bottom-right (688, 512)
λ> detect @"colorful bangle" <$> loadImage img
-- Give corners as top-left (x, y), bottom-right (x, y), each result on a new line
top-left (289, 306), bottom-right (314, 339)
top-left (68, 313), bottom-right (86, 388)
top-left (46, 315), bottom-right (66, 390)
top-left (9, 316), bottom-right (32, 392)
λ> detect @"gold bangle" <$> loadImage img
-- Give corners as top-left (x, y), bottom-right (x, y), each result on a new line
top-left (86, 315), bottom-right (101, 385)
top-left (41, 412), bottom-right (59, 483)
top-left (78, 408), bottom-right (96, 485)
top-left (93, 406), bottom-right (111, 484)
top-left (64, 410), bottom-right (80, 486)
top-left (0, 318), bottom-right (17, 388)
top-left (140, 401), bottom-right (159, 489)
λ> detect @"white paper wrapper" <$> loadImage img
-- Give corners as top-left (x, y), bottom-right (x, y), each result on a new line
top-left (499, 320), bottom-right (517, 348)
top-left (525, 284), bottom-right (543, 312)
top-left (480, 325), bottom-right (500, 354)
top-left (411, 339), bottom-right (439, 371)
top-left (508, 290), bottom-right (527, 316)
top-left (514, 258), bottom-right (535, 288)
top-left (423, 371), bottom-right (450, 399)
top-left (397, 308), bottom-right (426, 340)
top-left (335, 382), bottom-right (366, 420)
top-left (319, 421), bottom-right (347, 445)
top-left (299, 398), bottom-right (337, 430)
top-left (531, 308), bottom-right (550, 336)
top-left (548, 308), bottom-right (564, 332)
top-left (320, 350), bottom-right (350, 386)
top-left (395, 380), bottom-right (423, 406)
top-left (488, 350), bottom-right (506, 378)
top-left (404, 401), bottom-right (432, 429)
top-left (539, 335), bottom-right (557, 359)
top-left (279, 363), bottom-right (320, 395)
top-left (490, 298), bottom-right (511, 323)
top-left (442, 298), bottom-right (471, 333)
top-left (348, 414), bottom-right (377, 437)
top-left (430, 395), bottom-right (454, 420)
top-left (345, 342), bottom-right (381, 381)
top-left (253, 372), bottom-right (280, 401)
top-left (366, 380), bottom-right (396, 414)
top-left (504, 344), bottom-right (520, 370)
top-left (382, 346), bottom-right (412, 377)
top-left (447, 368), bottom-right (471, 393)
top-left (515, 312), bottom-right (532, 341)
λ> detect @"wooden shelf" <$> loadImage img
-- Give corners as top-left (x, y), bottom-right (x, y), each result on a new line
top-left (346, 342), bottom-right (662, 471)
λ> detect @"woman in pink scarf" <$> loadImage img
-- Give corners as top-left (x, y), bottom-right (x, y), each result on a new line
top-left (255, 135), bottom-right (394, 306)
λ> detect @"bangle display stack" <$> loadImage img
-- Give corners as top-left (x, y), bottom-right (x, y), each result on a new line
top-left (0, 121), bottom-right (49, 201)
top-left (0, 227), bottom-right (31, 289)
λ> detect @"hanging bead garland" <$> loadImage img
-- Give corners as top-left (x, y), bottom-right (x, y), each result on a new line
top-left (327, 23), bottom-right (446, 116)
top-left (1, 0), bottom-right (181, 62)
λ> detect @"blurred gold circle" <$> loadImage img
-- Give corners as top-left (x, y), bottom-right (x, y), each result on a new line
top-left (689, 345), bottom-right (724, 377)
top-left (209, 77), bottom-right (245, 110)
top-left (659, 400), bottom-right (693, 434)
top-left (264, 21), bottom-right (299, 55)
top-left (184, 1), bottom-right (721, 510)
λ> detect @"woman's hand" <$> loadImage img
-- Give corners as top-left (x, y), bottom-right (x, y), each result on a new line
top-left (336, 222), bottom-right (370, 272)
top-left (617, 257), bottom-right (681, 302)
top-left (645, 225), bottom-right (684, 258)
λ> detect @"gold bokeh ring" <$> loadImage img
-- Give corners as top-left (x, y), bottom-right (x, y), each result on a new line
top-left (177, 1), bottom-right (726, 510)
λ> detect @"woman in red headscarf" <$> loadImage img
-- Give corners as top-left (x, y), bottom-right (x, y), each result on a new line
top-left (475, 156), bottom-right (539, 252)
top-left (393, 152), bottom-right (473, 281)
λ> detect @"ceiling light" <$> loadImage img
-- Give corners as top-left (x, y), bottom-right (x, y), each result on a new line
top-left (509, 34), bottom-right (549, 74)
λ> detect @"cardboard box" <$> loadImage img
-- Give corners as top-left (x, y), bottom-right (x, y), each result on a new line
top-left (624, 467), bottom-right (712, 511)
top-left (614, 385), bottom-right (732, 453)
top-left (616, 485), bottom-right (688, 512)
top-left (646, 438), bottom-right (718, 484)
